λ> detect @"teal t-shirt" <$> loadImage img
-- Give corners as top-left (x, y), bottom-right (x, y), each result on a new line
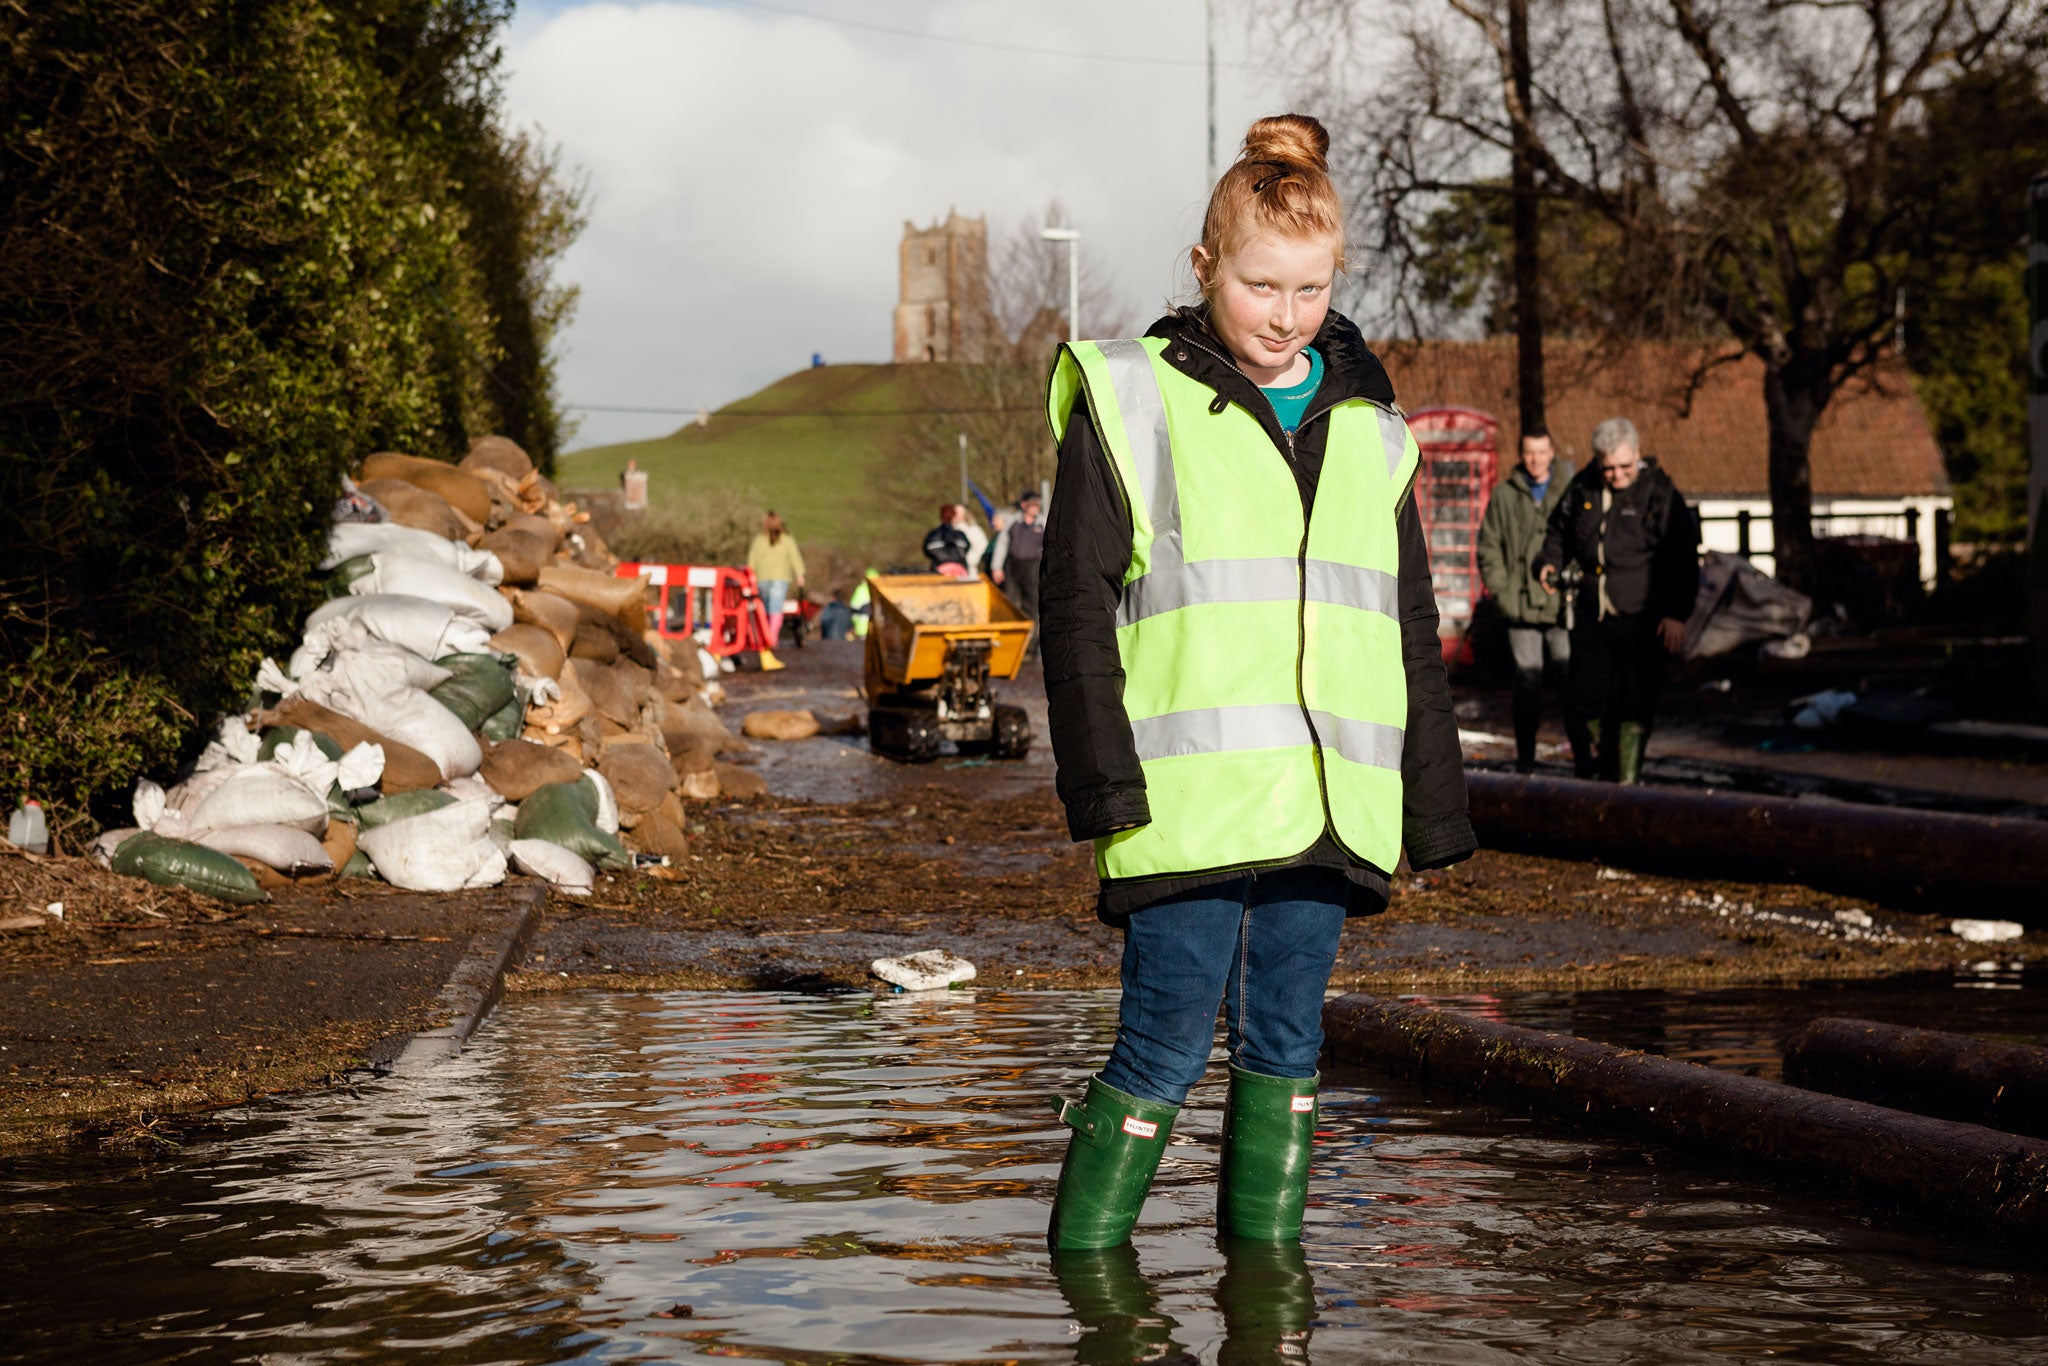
top-left (1260, 346), bottom-right (1324, 433)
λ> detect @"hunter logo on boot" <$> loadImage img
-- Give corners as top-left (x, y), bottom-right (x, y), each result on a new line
top-left (1290, 1096), bottom-right (1315, 1113)
top-left (1121, 1115), bottom-right (1158, 1138)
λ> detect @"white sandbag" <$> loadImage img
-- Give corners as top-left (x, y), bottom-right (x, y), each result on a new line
top-left (439, 773), bottom-right (503, 811)
top-left (194, 716), bottom-right (262, 773)
top-left (349, 553), bottom-right (513, 632)
top-left (264, 730), bottom-right (342, 798)
top-left (284, 649), bottom-right (478, 780)
top-left (133, 779), bottom-right (167, 831)
top-left (871, 949), bottom-right (977, 991)
top-left (196, 824), bottom-right (334, 876)
top-left (358, 798), bottom-right (507, 892)
top-left (293, 595), bottom-right (491, 676)
top-left (186, 765), bottom-right (329, 835)
top-left (583, 769), bottom-right (620, 835)
top-left (508, 838), bottom-right (594, 896)
top-left (324, 522), bottom-right (504, 584)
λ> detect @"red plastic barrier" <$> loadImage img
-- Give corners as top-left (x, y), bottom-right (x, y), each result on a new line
top-left (615, 562), bottom-right (775, 656)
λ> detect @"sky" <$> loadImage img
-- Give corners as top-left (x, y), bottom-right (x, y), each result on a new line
top-left (501, 0), bottom-right (1297, 449)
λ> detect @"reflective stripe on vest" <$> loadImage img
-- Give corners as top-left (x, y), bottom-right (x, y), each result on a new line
top-left (1047, 337), bottom-right (1421, 880)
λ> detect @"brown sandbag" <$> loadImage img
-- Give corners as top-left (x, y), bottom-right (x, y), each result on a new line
top-left (501, 512), bottom-right (562, 554)
top-left (479, 738), bottom-right (586, 801)
top-left (600, 742), bottom-right (675, 815)
top-left (360, 452), bottom-right (493, 526)
top-left (570, 616), bottom-right (620, 664)
top-left (668, 693), bottom-right (741, 754)
top-left (359, 478), bottom-right (466, 543)
top-left (714, 762), bottom-right (768, 799)
top-left (489, 623), bottom-right (566, 681)
top-left (309, 819), bottom-right (358, 885)
top-left (665, 732), bottom-right (717, 775)
top-left (627, 811), bottom-right (691, 861)
top-left (570, 658), bottom-right (648, 728)
top-left (653, 659), bottom-right (697, 703)
top-left (539, 563), bottom-right (644, 619)
top-left (527, 670), bottom-right (593, 735)
top-left (264, 696), bottom-right (441, 792)
top-left (461, 434), bottom-right (535, 482)
top-left (511, 589), bottom-right (580, 652)
top-left (658, 790), bottom-right (687, 828)
top-left (481, 528), bottom-right (551, 586)
top-left (742, 709), bottom-right (820, 741)
top-left (679, 769), bottom-right (720, 801)
top-left (234, 855), bottom-right (293, 891)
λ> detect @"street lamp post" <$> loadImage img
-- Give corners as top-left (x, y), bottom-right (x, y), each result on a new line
top-left (1040, 227), bottom-right (1080, 343)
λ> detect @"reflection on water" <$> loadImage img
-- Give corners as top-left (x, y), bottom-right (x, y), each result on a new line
top-left (5, 985), bottom-right (2048, 1364)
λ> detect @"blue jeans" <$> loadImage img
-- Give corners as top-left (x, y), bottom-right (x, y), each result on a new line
top-left (1097, 868), bottom-right (1348, 1107)
top-left (758, 579), bottom-right (789, 616)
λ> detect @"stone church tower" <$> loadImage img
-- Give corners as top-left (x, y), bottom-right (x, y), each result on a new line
top-left (893, 210), bottom-right (997, 364)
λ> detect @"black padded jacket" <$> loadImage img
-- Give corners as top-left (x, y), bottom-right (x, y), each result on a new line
top-left (1039, 307), bottom-right (1477, 923)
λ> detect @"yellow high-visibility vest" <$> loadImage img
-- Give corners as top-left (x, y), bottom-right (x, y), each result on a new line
top-left (1046, 336), bottom-right (1419, 880)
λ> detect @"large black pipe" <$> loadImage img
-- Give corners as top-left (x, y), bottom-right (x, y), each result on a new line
top-left (1323, 992), bottom-right (2048, 1237)
top-left (1466, 770), bottom-right (2048, 917)
top-left (1784, 1017), bottom-right (2048, 1141)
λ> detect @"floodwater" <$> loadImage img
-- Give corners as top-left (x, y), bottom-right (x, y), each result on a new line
top-left (7, 982), bottom-right (2048, 1364)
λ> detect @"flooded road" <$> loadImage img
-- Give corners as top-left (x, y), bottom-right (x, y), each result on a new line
top-left (7, 984), bottom-right (2048, 1364)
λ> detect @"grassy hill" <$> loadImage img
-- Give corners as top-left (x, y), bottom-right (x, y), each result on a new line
top-left (557, 363), bottom-right (992, 570)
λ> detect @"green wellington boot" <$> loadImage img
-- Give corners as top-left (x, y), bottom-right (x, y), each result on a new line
top-left (1216, 1066), bottom-right (1318, 1241)
top-left (1617, 721), bottom-right (1648, 785)
top-left (1215, 1238), bottom-right (1316, 1364)
top-left (1052, 1243), bottom-right (1188, 1364)
top-left (1048, 1077), bottom-right (1181, 1249)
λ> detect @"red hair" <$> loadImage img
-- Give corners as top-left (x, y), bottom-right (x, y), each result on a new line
top-left (1197, 114), bottom-right (1348, 292)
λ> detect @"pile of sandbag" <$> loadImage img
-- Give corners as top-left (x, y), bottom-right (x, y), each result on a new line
top-left (96, 435), bottom-right (754, 903)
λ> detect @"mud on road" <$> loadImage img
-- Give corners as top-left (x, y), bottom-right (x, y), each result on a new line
top-left (520, 640), bottom-right (2022, 996)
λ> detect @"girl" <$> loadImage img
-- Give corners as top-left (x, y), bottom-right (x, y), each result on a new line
top-left (1039, 114), bottom-right (1474, 1249)
top-left (746, 511), bottom-right (805, 659)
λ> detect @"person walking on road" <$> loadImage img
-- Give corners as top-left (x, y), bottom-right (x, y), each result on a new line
top-left (1005, 489), bottom-right (1046, 624)
top-left (746, 511), bottom-right (804, 670)
top-left (1535, 417), bottom-right (1700, 783)
top-left (1038, 114), bottom-right (1474, 1254)
top-left (1476, 429), bottom-right (1583, 774)
top-left (923, 504), bottom-right (971, 577)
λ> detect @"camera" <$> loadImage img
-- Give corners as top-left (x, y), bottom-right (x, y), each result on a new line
top-left (1556, 563), bottom-right (1585, 592)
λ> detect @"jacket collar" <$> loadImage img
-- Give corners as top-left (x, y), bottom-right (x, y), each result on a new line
top-left (1144, 306), bottom-right (1397, 413)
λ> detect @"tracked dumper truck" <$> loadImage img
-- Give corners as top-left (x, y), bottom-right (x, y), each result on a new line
top-left (862, 574), bottom-right (1034, 763)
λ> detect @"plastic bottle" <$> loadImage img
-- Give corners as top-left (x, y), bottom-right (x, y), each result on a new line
top-left (9, 800), bottom-right (48, 854)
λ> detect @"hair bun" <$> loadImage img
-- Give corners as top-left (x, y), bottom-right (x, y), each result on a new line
top-left (1242, 114), bottom-right (1330, 173)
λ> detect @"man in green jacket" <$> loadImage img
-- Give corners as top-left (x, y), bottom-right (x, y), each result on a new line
top-left (1477, 429), bottom-right (1583, 773)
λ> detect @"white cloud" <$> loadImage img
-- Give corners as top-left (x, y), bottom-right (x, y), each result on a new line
top-left (502, 0), bottom-right (1293, 448)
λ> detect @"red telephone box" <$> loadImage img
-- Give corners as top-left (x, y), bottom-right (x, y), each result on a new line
top-left (1406, 407), bottom-right (1501, 666)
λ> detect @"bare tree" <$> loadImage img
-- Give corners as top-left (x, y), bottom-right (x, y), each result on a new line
top-left (1275, 0), bottom-right (2030, 588)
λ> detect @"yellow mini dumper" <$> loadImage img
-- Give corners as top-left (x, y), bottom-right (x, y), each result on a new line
top-left (862, 573), bottom-right (1034, 763)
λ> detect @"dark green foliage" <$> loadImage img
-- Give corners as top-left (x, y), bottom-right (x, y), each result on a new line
top-left (1890, 62), bottom-right (2048, 545)
top-left (0, 0), bottom-right (582, 837)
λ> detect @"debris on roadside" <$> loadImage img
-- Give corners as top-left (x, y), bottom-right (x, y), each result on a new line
top-left (871, 948), bottom-right (976, 992)
top-left (1951, 919), bottom-right (2025, 944)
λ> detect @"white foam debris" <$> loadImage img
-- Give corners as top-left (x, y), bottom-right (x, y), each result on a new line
top-left (1950, 919), bottom-right (2025, 944)
top-left (871, 949), bottom-right (976, 992)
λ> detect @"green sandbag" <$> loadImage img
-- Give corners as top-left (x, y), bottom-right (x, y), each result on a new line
top-left (480, 691), bottom-right (524, 742)
top-left (325, 554), bottom-right (376, 594)
top-left (112, 832), bottom-right (269, 905)
top-left (258, 725), bottom-right (344, 762)
top-left (341, 849), bottom-right (375, 879)
top-left (430, 652), bottom-right (518, 731)
top-left (513, 780), bottom-right (630, 870)
top-left (354, 788), bottom-right (457, 829)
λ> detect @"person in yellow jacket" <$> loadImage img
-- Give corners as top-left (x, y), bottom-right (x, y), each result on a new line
top-left (746, 511), bottom-right (804, 671)
top-left (1039, 115), bottom-right (1476, 1252)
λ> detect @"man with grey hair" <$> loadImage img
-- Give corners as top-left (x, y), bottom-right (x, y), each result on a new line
top-left (1534, 417), bottom-right (1700, 783)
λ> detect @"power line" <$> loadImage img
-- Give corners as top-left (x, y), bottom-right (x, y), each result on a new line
top-left (568, 403), bottom-right (1042, 416)
top-left (725, 0), bottom-right (1248, 70)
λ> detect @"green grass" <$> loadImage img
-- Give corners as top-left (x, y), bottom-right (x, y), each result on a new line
top-left (557, 363), bottom-right (986, 565)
